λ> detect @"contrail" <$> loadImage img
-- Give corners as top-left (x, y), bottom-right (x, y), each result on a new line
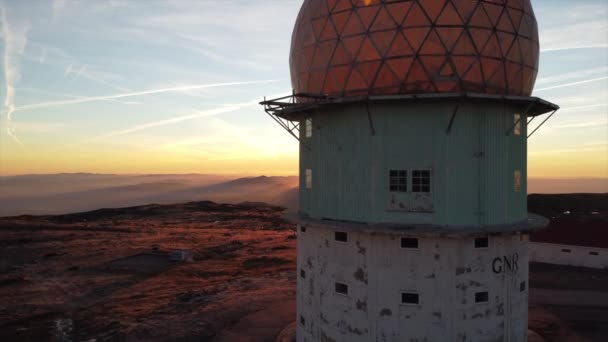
top-left (1, 6), bottom-right (29, 145)
top-left (560, 103), bottom-right (607, 111)
top-left (64, 63), bottom-right (73, 76)
top-left (20, 87), bottom-right (142, 106)
top-left (535, 76), bottom-right (608, 92)
top-left (6, 127), bottom-right (23, 145)
top-left (72, 64), bottom-right (87, 81)
top-left (541, 45), bottom-right (608, 52)
top-left (100, 106), bottom-right (241, 138)
top-left (95, 91), bottom-right (291, 139)
top-left (1, 8), bottom-right (14, 124)
top-left (16, 79), bottom-right (279, 111)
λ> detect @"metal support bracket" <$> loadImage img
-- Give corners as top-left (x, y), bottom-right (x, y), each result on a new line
top-left (528, 109), bottom-right (558, 139)
top-left (446, 103), bottom-right (460, 134)
top-left (366, 100), bottom-right (376, 136)
top-left (262, 95), bottom-right (311, 150)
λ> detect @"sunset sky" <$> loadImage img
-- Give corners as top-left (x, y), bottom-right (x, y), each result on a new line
top-left (0, 0), bottom-right (606, 178)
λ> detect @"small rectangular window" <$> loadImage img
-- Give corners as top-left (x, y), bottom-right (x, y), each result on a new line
top-left (335, 282), bottom-right (348, 295)
top-left (305, 169), bottom-right (312, 189)
top-left (514, 170), bottom-right (521, 193)
top-left (401, 292), bottom-right (419, 305)
top-left (561, 249), bottom-right (571, 253)
top-left (475, 237), bottom-right (489, 249)
top-left (401, 237), bottom-right (419, 249)
top-left (300, 269), bottom-right (306, 279)
top-left (300, 315), bottom-right (306, 326)
top-left (475, 291), bottom-right (489, 303)
top-left (412, 170), bottom-right (431, 193)
top-left (300, 226), bottom-right (306, 233)
top-left (335, 231), bottom-right (348, 242)
top-left (389, 170), bottom-right (407, 192)
top-left (590, 251), bottom-right (599, 256)
top-left (514, 113), bottom-right (522, 136)
top-left (305, 118), bottom-right (312, 138)
top-left (520, 281), bottom-right (526, 292)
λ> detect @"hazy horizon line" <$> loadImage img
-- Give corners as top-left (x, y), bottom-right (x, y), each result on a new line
top-left (0, 172), bottom-right (606, 181)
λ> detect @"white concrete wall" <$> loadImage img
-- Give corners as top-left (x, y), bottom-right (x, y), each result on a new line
top-left (297, 225), bottom-right (530, 342)
top-left (530, 242), bottom-right (608, 270)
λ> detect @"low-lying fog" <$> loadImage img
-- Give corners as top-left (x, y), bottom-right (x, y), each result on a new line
top-left (0, 174), bottom-right (606, 216)
top-left (0, 174), bottom-right (298, 216)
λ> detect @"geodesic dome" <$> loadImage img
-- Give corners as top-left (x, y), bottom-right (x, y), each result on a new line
top-left (289, 0), bottom-right (540, 97)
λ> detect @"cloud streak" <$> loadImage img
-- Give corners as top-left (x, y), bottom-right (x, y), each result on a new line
top-left (96, 91), bottom-right (291, 139)
top-left (101, 106), bottom-right (241, 138)
top-left (0, 6), bottom-right (29, 145)
top-left (536, 67), bottom-right (608, 85)
top-left (16, 79), bottom-right (278, 111)
top-left (534, 76), bottom-right (608, 92)
top-left (559, 103), bottom-right (607, 112)
top-left (540, 44), bottom-right (608, 52)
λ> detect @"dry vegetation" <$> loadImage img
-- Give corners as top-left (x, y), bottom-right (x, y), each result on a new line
top-left (0, 201), bottom-right (297, 341)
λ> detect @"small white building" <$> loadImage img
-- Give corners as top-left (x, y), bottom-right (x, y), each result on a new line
top-left (530, 216), bottom-right (608, 270)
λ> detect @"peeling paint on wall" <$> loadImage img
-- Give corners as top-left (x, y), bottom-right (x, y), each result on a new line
top-left (297, 229), bottom-right (529, 341)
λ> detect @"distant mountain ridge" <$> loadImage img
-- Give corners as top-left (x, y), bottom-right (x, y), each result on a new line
top-left (0, 174), bottom-right (297, 216)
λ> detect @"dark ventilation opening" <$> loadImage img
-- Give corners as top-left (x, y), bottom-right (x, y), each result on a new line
top-left (561, 249), bottom-right (571, 253)
top-left (590, 251), bottom-right (599, 256)
top-left (474, 237), bottom-right (489, 248)
top-left (475, 291), bottom-right (489, 303)
top-left (520, 281), bottom-right (526, 292)
top-left (300, 315), bottom-right (305, 326)
top-left (300, 269), bottom-right (306, 279)
top-left (401, 292), bottom-right (420, 305)
top-left (335, 282), bottom-right (348, 295)
top-left (401, 237), bottom-right (419, 249)
top-left (335, 231), bottom-right (348, 242)
top-left (300, 226), bottom-right (306, 233)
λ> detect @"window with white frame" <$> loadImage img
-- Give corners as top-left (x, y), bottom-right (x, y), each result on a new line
top-left (389, 170), bottom-right (407, 192)
top-left (514, 170), bottom-right (521, 192)
top-left (305, 169), bottom-right (312, 189)
top-left (412, 170), bottom-right (431, 193)
top-left (305, 118), bottom-right (312, 138)
top-left (514, 113), bottom-right (522, 135)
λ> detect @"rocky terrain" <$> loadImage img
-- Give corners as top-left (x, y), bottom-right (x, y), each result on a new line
top-left (0, 201), bottom-right (297, 341)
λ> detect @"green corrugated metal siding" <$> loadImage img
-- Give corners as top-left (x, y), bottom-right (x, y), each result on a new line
top-left (299, 100), bottom-right (528, 227)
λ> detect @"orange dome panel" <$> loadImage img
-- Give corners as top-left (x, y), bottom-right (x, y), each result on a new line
top-left (290, 0), bottom-right (540, 97)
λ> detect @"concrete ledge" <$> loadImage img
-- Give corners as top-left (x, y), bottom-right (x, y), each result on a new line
top-left (286, 212), bottom-right (548, 237)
